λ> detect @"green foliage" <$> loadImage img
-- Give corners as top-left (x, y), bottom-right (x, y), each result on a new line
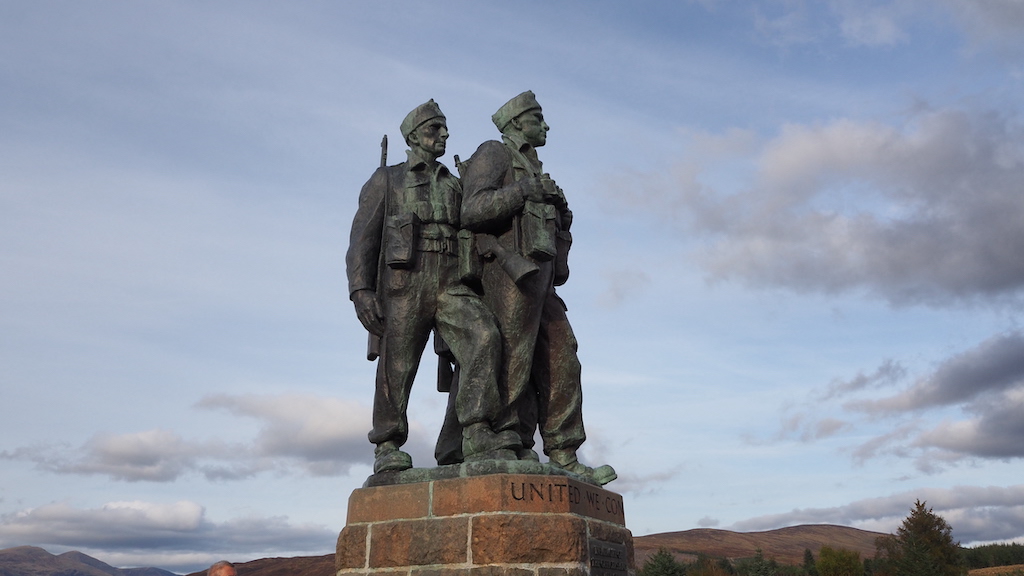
top-left (689, 554), bottom-right (734, 576)
top-left (817, 546), bottom-right (862, 576)
top-left (803, 548), bottom-right (819, 576)
top-left (963, 542), bottom-right (1024, 568)
top-left (735, 549), bottom-right (780, 576)
top-left (641, 548), bottom-right (687, 576)
top-left (873, 500), bottom-right (967, 576)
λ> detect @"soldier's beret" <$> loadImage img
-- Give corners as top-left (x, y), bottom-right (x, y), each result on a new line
top-left (491, 90), bottom-right (541, 132)
top-left (401, 99), bottom-right (445, 138)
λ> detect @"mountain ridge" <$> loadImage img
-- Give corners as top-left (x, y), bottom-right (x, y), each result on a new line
top-left (0, 525), bottom-right (885, 576)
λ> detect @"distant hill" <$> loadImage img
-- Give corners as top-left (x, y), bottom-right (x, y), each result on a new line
top-left (634, 524), bottom-right (885, 566)
top-left (0, 546), bottom-right (178, 576)
top-left (2, 524), bottom-right (885, 575)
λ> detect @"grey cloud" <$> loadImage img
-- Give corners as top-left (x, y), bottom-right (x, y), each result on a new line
top-left (851, 422), bottom-right (920, 464)
top-left (1, 431), bottom-right (229, 482)
top-left (730, 485), bottom-right (1024, 543)
top-left (776, 414), bottom-right (851, 443)
top-left (819, 359), bottom-right (906, 401)
top-left (697, 516), bottom-right (721, 528)
top-left (917, 393), bottom-right (1024, 458)
top-left (0, 500), bottom-right (334, 573)
top-left (650, 106), bottom-right (1024, 307)
top-left (851, 332), bottom-right (1024, 414)
top-left (944, 0), bottom-right (1024, 52)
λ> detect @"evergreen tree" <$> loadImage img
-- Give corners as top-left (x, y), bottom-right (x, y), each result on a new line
top-left (641, 548), bottom-right (687, 576)
top-left (750, 549), bottom-right (778, 576)
top-left (803, 548), bottom-right (818, 576)
top-left (873, 500), bottom-right (967, 576)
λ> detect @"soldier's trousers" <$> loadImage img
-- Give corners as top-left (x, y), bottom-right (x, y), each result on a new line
top-left (368, 251), bottom-right (501, 448)
top-left (435, 255), bottom-right (586, 462)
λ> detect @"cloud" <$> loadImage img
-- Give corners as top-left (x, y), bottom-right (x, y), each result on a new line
top-left (850, 332), bottom-right (1024, 414)
top-left (833, 1), bottom-right (909, 46)
top-left (730, 485), bottom-right (1024, 544)
top-left (697, 516), bottom-right (721, 528)
top-left (846, 332), bottom-right (1024, 467)
top-left (819, 359), bottom-right (907, 401)
top-left (196, 394), bottom-right (372, 476)
top-left (943, 0), bottom-right (1024, 54)
top-left (0, 500), bottom-right (334, 572)
top-left (769, 332), bottom-right (1024, 471)
top-left (916, 388), bottom-right (1024, 459)
top-left (1, 394), bottom-right (377, 481)
top-left (636, 106), bottom-right (1024, 307)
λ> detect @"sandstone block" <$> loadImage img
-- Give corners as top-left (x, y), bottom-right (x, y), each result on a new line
top-left (348, 483), bottom-right (430, 523)
top-left (370, 517), bottom-right (468, 567)
top-left (336, 524), bottom-right (368, 570)
top-left (471, 514), bottom-right (586, 564)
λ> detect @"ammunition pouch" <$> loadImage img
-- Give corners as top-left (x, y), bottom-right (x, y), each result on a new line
top-left (553, 229), bottom-right (572, 286)
top-left (520, 201), bottom-right (557, 262)
top-left (385, 212), bottom-right (419, 269)
top-left (458, 229), bottom-right (482, 288)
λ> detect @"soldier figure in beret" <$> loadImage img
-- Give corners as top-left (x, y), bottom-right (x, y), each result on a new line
top-left (441, 91), bottom-right (616, 484)
top-left (346, 100), bottom-right (520, 473)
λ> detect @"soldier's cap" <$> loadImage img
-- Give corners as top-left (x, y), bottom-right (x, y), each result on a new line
top-left (491, 90), bottom-right (541, 132)
top-left (400, 99), bottom-right (445, 139)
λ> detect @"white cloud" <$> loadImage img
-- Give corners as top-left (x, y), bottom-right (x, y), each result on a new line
top-left (1, 394), bottom-right (378, 481)
top-left (196, 393), bottom-right (373, 476)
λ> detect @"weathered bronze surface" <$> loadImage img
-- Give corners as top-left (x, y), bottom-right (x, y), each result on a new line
top-left (346, 100), bottom-right (520, 474)
top-left (346, 94), bottom-right (615, 485)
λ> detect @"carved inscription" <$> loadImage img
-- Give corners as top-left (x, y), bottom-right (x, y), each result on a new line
top-left (506, 478), bottom-right (626, 524)
top-left (589, 539), bottom-right (629, 576)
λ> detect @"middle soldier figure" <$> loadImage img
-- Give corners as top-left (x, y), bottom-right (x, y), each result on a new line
top-left (436, 91), bottom-right (616, 485)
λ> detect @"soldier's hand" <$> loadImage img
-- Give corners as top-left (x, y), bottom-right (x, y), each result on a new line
top-left (352, 289), bottom-right (385, 336)
top-left (542, 174), bottom-right (567, 210)
top-left (520, 175), bottom-right (562, 205)
top-left (518, 176), bottom-right (549, 203)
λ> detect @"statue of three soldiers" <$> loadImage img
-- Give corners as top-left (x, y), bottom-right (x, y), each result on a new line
top-left (346, 91), bottom-right (616, 486)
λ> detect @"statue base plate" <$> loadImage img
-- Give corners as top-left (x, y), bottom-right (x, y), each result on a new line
top-left (336, 471), bottom-right (635, 576)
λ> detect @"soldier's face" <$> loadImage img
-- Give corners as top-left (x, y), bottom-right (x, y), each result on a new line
top-left (516, 110), bottom-right (548, 147)
top-left (410, 118), bottom-right (448, 159)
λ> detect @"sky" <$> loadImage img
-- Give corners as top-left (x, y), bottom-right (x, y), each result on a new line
top-left (1, 0), bottom-right (1023, 572)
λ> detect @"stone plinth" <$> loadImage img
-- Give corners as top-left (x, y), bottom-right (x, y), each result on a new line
top-left (336, 472), bottom-right (634, 576)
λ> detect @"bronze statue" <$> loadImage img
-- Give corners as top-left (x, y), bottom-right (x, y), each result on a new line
top-left (346, 100), bottom-right (520, 474)
top-left (436, 91), bottom-right (616, 485)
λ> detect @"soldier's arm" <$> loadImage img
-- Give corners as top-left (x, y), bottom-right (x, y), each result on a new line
top-left (346, 167), bottom-right (388, 296)
top-left (461, 140), bottom-right (545, 231)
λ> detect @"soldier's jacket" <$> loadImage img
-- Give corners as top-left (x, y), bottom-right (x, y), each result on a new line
top-left (346, 151), bottom-right (462, 296)
top-left (460, 135), bottom-right (572, 282)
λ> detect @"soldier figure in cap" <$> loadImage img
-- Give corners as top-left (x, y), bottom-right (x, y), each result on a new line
top-left (346, 100), bottom-right (520, 473)
top-left (446, 91), bottom-right (616, 484)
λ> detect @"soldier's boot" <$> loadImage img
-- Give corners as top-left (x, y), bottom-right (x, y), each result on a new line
top-left (517, 447), bottom-right (541, 462)
top-left (548, 449), bottom-right (617, 486)
top-left (462, 423), bottom-right (520, 462)
top-left (373, 441), bottom-right (413, 473)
